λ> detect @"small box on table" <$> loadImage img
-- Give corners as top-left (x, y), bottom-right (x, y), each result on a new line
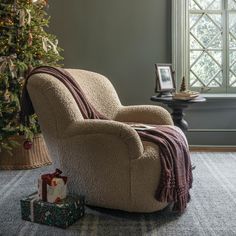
top-left (21, 193), bottom-right (85, 228)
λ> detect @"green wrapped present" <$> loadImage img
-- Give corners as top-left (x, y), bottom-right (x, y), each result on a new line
top-left (20, 192), bottom-right (85, 228)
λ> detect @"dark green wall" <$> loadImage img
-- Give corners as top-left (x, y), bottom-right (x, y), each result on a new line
top-left (48, 0), bottom-right (171, 105)
top-left (48, 1), bottom-right (236, 146)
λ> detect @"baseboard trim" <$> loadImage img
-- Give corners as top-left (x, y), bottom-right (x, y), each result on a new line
top-left (190, 145), bottom-right (236, 152)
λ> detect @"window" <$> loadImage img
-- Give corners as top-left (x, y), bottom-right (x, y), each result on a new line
top-left (173, 0), bottom-right (236, 93)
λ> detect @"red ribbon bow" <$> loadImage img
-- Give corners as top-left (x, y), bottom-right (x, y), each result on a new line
top-left (41, 169), bottom-right (67, 202)
top-left (41, 169), bottom-right (67, 186)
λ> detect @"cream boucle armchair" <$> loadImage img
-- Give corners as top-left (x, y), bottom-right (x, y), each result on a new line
top-left (27, 69), bottom-right (174, 213)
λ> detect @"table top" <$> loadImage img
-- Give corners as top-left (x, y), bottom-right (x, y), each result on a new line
top-left (150, 95), bottom-right (207, 104)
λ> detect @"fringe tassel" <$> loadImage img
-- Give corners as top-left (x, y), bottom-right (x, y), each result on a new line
top-left (156, 185), bottom-right (189, 213)
top-left (172, 194), bottom-right (187, 213)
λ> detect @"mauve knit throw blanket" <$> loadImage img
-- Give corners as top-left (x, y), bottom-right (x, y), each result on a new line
top-left (20, 66), bottom-right (193, 213)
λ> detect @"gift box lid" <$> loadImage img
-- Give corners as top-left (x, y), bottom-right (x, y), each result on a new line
top-left (21, 192), bottom-right (85, 207)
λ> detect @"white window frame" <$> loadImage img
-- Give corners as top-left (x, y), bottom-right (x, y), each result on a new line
top-left (172, 0), bottom-right (236, 93)
top-left (172, 0), bottom-right (188, 90)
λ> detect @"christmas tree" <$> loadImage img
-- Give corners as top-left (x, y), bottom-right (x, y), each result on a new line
top-left (0, 0), bottom-right (63, 153)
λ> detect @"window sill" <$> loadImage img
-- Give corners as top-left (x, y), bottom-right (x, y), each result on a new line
top-left (201, 94), bottom-right (236, 99)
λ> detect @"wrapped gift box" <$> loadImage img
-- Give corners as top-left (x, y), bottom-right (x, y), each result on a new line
top-left (21, 192), bottom-right (85, 228)
top-left (38, 169), bottom-right (67, 203)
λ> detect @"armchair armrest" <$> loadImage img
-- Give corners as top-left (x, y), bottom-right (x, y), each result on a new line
top-left (62, 119), bottom-right (144, 160)
top-left (114, 105), bottom-right (173, 125)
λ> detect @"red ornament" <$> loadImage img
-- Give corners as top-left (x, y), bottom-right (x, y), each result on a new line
top-left (23, 140), bottom-right (33, 150)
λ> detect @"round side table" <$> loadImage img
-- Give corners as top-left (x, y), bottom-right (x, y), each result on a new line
top-left (150, 95), bottom-right (206, 132)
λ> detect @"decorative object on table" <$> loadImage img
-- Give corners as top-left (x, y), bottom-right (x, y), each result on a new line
top-left (200, 85), bottom-right (211, 93)
top-left (38, 169), bottom-right (67, 203)
top-left (173, 76), bottom-right (200, 101)
top-left (173, 91), bottom-right (200, 101)
top-left (0, 134), bottom-right (51, 170)
top-left (20, 192), bottom-right (85, 229)
top-left (180, 76), bottom-right (187, 92)
top-left (0, 0), bottom-right (63, 164)
top-left (155, 64), bottom-right (176, 97)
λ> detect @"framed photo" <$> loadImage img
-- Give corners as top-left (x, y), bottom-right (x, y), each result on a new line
top-left (155, 64), bottom-right (176, 93)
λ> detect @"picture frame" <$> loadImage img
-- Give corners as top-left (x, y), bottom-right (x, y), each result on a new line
top-left (155, 64), bottom-right (176, 95)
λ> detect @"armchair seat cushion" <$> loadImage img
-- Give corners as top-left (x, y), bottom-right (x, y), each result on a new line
top-left (115, 105), bottom-right (173, 125)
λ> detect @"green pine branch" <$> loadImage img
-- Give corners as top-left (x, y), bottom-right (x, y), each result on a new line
top-left (0, 0), bottom-right (63, 153)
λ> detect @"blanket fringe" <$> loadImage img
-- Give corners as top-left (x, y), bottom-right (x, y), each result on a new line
top-left (172, 195), bottom-right (187, 213)
top-left (155, 185), bottom-right (178, 203)
top-left (156, 185), bottom-right (190, 213)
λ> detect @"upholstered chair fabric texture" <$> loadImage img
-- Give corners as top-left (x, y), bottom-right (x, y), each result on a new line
top-left (27, 69), bottom-right (174, 213)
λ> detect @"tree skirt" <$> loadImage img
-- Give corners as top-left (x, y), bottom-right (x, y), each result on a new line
top-left (0, 134), bottom-right (52, 170)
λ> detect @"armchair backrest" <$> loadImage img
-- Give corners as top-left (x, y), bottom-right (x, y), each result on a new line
top-left (67, 69), bottom-right (121, 119)
top-left (27, 69), bottom-right (122, 137)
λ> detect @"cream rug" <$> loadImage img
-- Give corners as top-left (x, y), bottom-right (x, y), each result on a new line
top-left (0, 152), bottom-right (236, 236)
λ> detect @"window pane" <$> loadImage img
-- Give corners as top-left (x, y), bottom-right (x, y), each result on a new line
top-left (229, 13), bottom-right (236, 49)
top-left (208, 71), bottom-right (223, 87)
top-left (190, 35), bottom-right (203, 49)
top-left (229, 13), bottom-right (236, 88)
top-left (190, 14), bottom-right (201, 28)
top-left (231, 61), bottom-right (236, 73)
top-left (229, 58), bottom-right (236, 87)
top-left (208, 0), bottom-right (222, 10)
top-left (229, 72), bottom-right (236, 87)
top-left (189, 0), bottom-right (222, 10)
top-left (189, 9), bottom-right (223, 89)
top-left (210, 14), bottom-right (222, 28)
top-left (214, 71), bottom-right (223, 85)
top-left (190, 51), bottom-right (202, 66)
top-left (187, 0), bottom-right (235, 91)
top-left (190, 72), bottom-right (203, 87)
top-left (210, 51), bottom-right (222, 65)
top-left (229, 51), bottom-right (236, 66)
top-left (229, 34), bottom-right (236, 49)
top-left (190, 52), bottom-right (222, 87)
top-left (228, 0), bottom-right (236, 10)
top-left (189, 0), bottom-right (201, 10)
top-left (191, 14), bottom-right (222, 48)
top-left (208, 34), bottom-right (222, 49)
top-left (229, 13), bottom-right (236, 28)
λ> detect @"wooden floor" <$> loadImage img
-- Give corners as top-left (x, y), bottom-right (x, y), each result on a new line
top-left (190, 146), bottom-right (236, 152)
